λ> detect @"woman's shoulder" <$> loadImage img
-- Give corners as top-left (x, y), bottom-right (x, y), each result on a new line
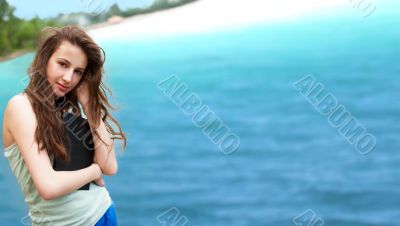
top-left (8, 92), bottom-right (29, 104)
top-left (3, 93), bottom-right (34, 148)
top-left (5, 92), bottom-right (34, 121)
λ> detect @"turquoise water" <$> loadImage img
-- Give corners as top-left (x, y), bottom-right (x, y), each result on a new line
top-left (1, 1), bottom-right (399, 225)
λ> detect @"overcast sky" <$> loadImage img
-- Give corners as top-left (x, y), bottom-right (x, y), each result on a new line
top-left (7, 0), bottom-right (155, 19)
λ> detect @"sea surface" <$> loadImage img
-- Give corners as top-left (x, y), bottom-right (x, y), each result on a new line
top-left (0, 1), bottom-right (399, 225)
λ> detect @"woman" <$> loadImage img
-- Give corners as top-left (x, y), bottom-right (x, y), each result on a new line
top-left (2, 25), bottom-right (126, 225)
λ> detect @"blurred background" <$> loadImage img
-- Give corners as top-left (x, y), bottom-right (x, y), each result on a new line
top-left (0, 0), bottom-right (399, 225)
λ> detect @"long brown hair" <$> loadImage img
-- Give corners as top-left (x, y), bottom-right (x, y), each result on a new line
top-left (25, 25), bottom-right (126, 162)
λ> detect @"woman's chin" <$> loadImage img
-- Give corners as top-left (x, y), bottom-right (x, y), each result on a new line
top-left (53, 90), bottom-right (66, 97)
top-left (53, 87), bottom-right (68, 97)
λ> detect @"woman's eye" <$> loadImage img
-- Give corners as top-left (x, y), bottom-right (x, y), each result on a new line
top-left (76, 71), bottom-right (83, 76)
top-left (59, 62), bottom-right (67, 68)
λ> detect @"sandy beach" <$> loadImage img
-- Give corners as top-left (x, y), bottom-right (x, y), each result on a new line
top-left (87, 0), bottom-right (350, 41)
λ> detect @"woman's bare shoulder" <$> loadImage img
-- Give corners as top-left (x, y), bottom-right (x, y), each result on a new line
top-left (8, 92), bottom-right (31, 106)
top-left (7, 92), bottom-right (29, 105)
top-left (4, 92), bottom-right (35, 124)
top-left (2, 93), bottom-right (34, 148)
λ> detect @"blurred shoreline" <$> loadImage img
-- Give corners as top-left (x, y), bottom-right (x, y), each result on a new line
top-left (0, 49), bottom-right (31, 63)
top-left (0, 0), bottom-right (350, 62)
top-left (87, 0), bottom-right (349, 41)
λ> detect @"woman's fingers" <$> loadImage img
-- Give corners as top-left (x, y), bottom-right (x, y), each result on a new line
top-left (94, 177), bottom-right (105, 187)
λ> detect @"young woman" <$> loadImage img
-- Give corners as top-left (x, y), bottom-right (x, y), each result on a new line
top-left (2, 25), bottom-right (126, 225)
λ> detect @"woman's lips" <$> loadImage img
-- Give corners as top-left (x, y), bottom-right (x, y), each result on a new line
top-left (56, 83), bottom-right (69, 91)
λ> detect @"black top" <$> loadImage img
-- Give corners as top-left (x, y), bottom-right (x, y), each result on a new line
top-left (52, 111), bottom-right (94, 190)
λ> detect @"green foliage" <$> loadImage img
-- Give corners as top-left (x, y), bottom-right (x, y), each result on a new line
top-left (0, 0), bottom-right (15, 22)
top-left (0, 0), bottom-right (63, 58)
top-left (0, 0), bottom-right (197, 59)
top-left (121, 0), bottom-right (197, 18)
top-left (108, 3), bottom-right (122, 17)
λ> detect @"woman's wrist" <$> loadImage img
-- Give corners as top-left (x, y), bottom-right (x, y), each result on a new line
top-left (91, 163), bottom-right (102, 179)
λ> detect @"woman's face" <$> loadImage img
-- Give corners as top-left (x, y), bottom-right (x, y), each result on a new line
top-left (46, 40), bottom-right (87, 97)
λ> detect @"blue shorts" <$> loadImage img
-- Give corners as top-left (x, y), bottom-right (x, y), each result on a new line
top-left (95, 200), bottom-right (118, 226)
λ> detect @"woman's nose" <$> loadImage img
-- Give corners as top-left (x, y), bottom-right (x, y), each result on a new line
top-left (62, 70), bottom-right (74, 82)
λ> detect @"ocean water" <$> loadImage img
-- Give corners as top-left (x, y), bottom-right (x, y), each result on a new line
top-left (0, 1), bottom-right (399, 225)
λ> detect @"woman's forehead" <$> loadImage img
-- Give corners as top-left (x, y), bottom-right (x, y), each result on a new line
top-left (52, 41), bottom-right (87, 69)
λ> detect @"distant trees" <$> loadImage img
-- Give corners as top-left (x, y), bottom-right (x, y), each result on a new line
top-left (122, 0), bottom-right (197, 17)
top-left (0, 0), bottom-right (61, 57)
top-left (107, 3), bottom-right (122, 17)
top-left (0, 0), bottom-right (198, 58)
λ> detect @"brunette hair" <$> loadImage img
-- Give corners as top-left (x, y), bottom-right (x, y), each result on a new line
top-left (25, 25), bottom-right (126, 162)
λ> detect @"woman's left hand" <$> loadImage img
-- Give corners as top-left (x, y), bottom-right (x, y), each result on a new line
top-left (75, 81), bottom-right (90, 108)
top-left (94, 177), bottom-right (106, 187)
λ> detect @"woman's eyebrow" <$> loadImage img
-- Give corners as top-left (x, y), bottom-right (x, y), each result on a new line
top-left (57, 58), bottom-right (85, 71)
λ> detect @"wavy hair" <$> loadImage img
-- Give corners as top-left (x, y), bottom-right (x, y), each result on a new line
top-left (25, 25), bottom-right (126, 162)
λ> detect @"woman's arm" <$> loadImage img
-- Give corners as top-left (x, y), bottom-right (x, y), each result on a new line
top-left (5, 95), bottom-right (102, 200)
top-left (83, 104), bottom-right (118, 176)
